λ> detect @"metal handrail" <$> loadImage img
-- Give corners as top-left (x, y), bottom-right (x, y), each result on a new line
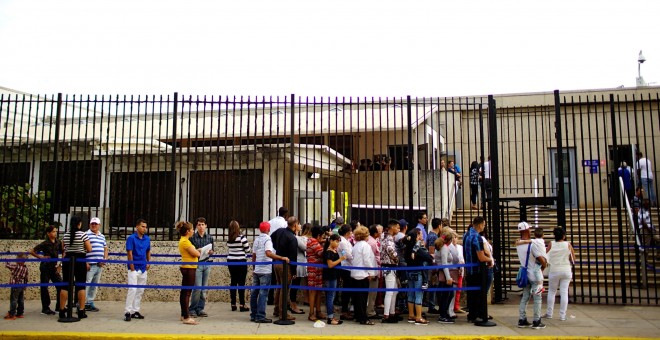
top-left (619, 177), bottom-right (643, 252)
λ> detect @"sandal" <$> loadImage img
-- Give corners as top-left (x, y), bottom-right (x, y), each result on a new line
top-left (308, 315), bottom-right (318, 322)
top-left (359, 320), bottom-right (375, 325)
top-left (327, 318), bottom-right (343, 325)
top-left (182, 318), bottom-right (199, 325)
top-left (288, 307), bottom-right (305, 314)
top-left (316, 312), bottom-right (327, 319)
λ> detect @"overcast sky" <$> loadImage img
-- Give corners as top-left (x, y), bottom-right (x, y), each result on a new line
top-left (0, 0), bottom-right (658, 98)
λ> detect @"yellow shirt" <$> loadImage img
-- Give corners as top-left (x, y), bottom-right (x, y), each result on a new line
top-left (179, 237), bottom-right (198, 269)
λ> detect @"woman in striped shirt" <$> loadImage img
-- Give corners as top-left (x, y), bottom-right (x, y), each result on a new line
top-left (226, 220), bottom-right (251, 312)
top-left (59, 215), bottom-right (92, 320)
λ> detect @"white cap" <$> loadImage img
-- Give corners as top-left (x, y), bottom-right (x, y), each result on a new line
top-left (90, 217), bottom-right (101, 225)
top-left (517, 221), bottom-right (531, 231)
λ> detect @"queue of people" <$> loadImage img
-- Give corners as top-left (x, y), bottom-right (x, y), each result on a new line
top-left (8, 209), bottom-right (583, 331)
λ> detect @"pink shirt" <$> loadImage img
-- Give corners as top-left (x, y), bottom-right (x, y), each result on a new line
top-left (367, 236), bottom-right (381, 266)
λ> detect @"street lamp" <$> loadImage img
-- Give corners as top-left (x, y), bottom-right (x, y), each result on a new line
top-left (637, 50), bottom-right (647, 87)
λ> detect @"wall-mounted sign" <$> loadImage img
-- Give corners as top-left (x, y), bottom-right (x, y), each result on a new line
top-left (583, 160), bottom-right (599, 174)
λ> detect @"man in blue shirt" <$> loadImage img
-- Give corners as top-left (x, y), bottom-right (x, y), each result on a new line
top-left (124, 218), bottom-right (151, 322)
top-left (618, 162), bottom-right (633, 201)
top-left (415, 212), bottom-right (428, 243)
top-left (463, 216), bottom-right (494, 326)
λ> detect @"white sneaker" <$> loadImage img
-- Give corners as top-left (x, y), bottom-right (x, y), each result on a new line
top-left (541, 313), bottom-right (552, 319)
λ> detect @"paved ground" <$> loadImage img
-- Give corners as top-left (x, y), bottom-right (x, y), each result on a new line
top-left (1, 296), bottom-right (659, 339)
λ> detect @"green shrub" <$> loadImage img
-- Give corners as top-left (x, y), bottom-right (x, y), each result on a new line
top-left (0, 184), bottom-right (54, 239)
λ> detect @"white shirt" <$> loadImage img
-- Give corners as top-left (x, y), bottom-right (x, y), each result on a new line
top-left (547, 241), bottom-right (572, 273)
top-left (253, 233), bottom-right (274, 274)
top-left (338, 235), bottom-right (354, 267)
top-left (268, 216), bottom-right (287, 236)
top-left (350, 240), bottom-right (377, 280)
top-left (483, 161), bottom-right (492, 179)
top-left (637, 157), bottom-right (654, 180)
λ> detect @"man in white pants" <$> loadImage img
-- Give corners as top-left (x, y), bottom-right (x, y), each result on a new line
top-left (124, 219), bottom-right (151, 322)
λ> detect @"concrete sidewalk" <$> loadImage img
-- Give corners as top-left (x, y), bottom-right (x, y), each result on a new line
top-left (1, 298), bottom-right (659, 339)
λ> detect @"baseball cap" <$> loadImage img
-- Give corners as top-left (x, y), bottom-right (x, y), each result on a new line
top-left (90, 217), bottom-right (101, 225)
top-left (259, 221), bottom-right (271, 233)
top-left (517, 221), bottom-right (531, 231)
top-left (399, 219), bottom-right (409, 228)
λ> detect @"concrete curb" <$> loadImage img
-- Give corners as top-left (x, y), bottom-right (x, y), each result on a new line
top-left (1, 333), bottom-right (658, 340)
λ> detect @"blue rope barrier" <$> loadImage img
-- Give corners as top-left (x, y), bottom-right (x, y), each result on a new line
top-left (291, 261), bottom-right (476, 271)
top-left (93, 259), bottom-right (281, 266)
top-left (0, 282), bottom-right (68, 288)
top-left (289, 284), bottom-right (480, 293)
top-left (0, 257), bottom-right (67, 263)
top-left (59, 283), bottom-right (281, 290)
top-left (107, 252), bottom-right (251, 258)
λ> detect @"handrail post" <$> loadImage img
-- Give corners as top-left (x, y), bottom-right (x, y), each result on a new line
top-left (474, 262), bottom-right (496, 327)
top-left (274, 261), bottom-right (294, 325)
top-left (58, 257), bottom-right (80, 323)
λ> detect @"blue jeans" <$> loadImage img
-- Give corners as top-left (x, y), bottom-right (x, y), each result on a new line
top-left (519, 280), bottom-right (543, 322)
top-left (189, 264), bottom-right (210, 314)
top-left (642, 178), bottom-right (657, 204)
top-left (250, 273), bottom-right (271, 321)
top-left (407, 271), bottom-right (423, 305)
top-left (85, 264), bottom-right (103, 305)
top-left (9, 288), bottom-right (24, 316)
top-left (325, 279), bottom-right (338, 319)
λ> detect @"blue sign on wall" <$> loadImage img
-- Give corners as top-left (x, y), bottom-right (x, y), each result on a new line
top-left (583, 159), bottom-right (599, 174)
top-left (582, 159), bottom-right (599, 167)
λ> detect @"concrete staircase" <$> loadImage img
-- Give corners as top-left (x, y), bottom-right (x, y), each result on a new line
top-left (451, 206), bottom-right (660, 305)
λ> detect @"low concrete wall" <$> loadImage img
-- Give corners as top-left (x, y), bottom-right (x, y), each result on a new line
top-left (1, 240), bottom-right (249, 303)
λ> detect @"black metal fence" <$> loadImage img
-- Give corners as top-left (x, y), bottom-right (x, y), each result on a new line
top-left (1, 88), bottom-right (659, 305)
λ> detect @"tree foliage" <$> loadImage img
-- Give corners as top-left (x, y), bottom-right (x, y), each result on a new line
top-left (0, 184), bottom-right (54, 239)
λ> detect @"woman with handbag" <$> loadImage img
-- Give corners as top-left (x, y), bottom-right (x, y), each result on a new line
top-left (543, 227), bottom-right (575, 321)
top-left (433, 230), bottom-right (456, 324)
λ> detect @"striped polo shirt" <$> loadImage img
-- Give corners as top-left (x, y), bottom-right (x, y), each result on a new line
top-left (86, 229), bottom-right (107, 264)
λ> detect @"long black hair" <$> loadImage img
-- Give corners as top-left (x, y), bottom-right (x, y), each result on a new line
top-left (69, 215), bottom-right (82, 246)
top-left (324, 233), bottom-right (341, 253)
top-left (403, 228), bottom-right (420, 262)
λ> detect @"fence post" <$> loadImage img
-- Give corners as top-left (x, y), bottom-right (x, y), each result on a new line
top-left (57, 256), bottom-right (80, 323)
top-left (274, 261), bottom-right (295, 325)
top-left (52, 93), bottom-right (62, 231)
top-left (406, 96), bottom-right (414, 218)
top-left (554, 90), bottom-right (566, 229)
top-left (289, 94), bottom-right (295, 213)
top-left (169, 92), bottom-right (178, 241)
top-left (610, 94), bottom-right (628, 303)
top-left (487, 95), bottom-right (503, 304)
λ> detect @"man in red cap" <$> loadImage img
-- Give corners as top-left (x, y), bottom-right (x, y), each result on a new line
top-left (250, 221), bottom-right (289, 323)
